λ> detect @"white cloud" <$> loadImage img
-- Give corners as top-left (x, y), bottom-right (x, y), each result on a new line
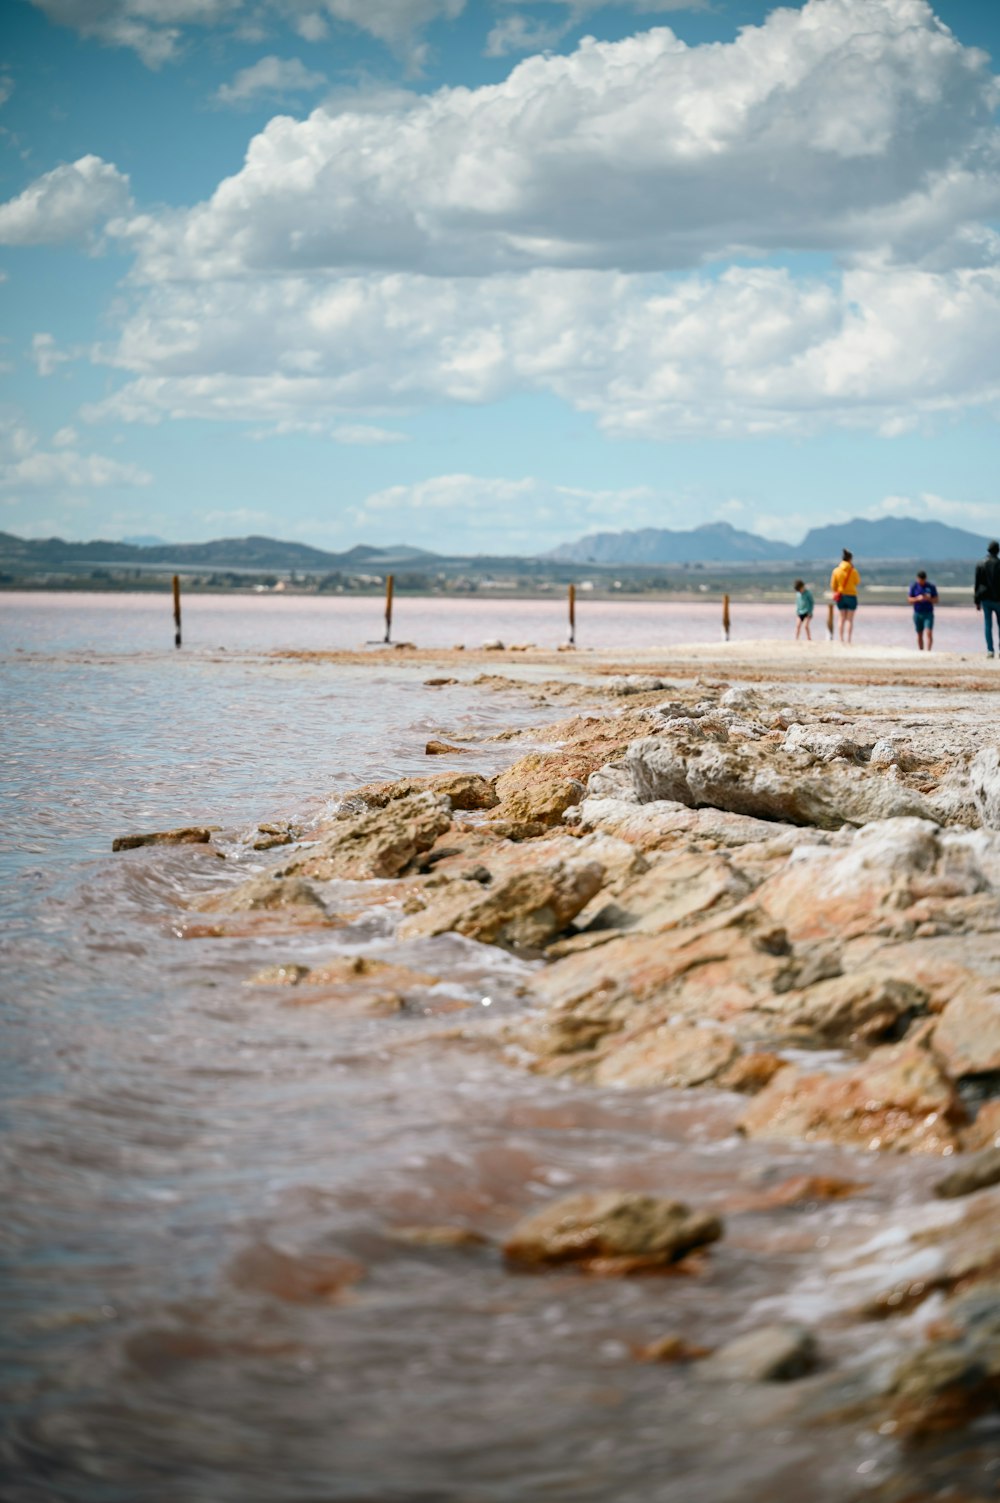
top-left (85, 258), bottom-right (1000, 439)
top-left (31, 333), bottom-right (74, 376)
top-left (485, 13), bottom-right (565, 58)
top-left (0, 156), bottom-right (132, 247)
top-left (215, 55), bottom-right (327, 107)
top-left (30, 0), bottom-right (466, 67)
top-left (0, 419), bottom-right (152, 499)
top-left (122, 1), bottom-right (999, 283)
top-left (352, 472), bottom-right (664, 550)
top-left (331, 423), bottom-right (408, 443)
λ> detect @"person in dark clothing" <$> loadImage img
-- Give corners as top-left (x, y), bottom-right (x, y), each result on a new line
top-left (975, 541), bottom-right (1000, 657)
top-left (908, 570), bottom-right (938, 651)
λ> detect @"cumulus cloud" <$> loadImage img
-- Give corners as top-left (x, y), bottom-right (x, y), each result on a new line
top-left (30, 0), bottom-right (465, 67)
top-left (215, 55), bottom-right (327, 106)
top-left (31, 333), bottom-right (74, 376)
top-left (122, 1), bottom-right (999, 282)
top-left (0, 156), bottom-right (132, 247)
top-left (0, 419), bottom-right (152, 498)
top-left (85, 258), bottom-right (1000, 438)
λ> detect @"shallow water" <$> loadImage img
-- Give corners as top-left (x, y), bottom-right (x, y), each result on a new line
top-left (1, 596), bottom-right (995, 1501)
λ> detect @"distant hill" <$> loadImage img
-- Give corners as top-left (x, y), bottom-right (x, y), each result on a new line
top-left (547, 515), bottom-right (990, 565)
top-left (545, 522), bottom-right (793, 564)
top-left (798, 517), bottom-right (989, 561)
top-left (0, 531), bottom-right (433, 573)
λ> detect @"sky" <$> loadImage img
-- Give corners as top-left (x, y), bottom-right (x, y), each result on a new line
top-left (0, 0), bottom-right (998, 555)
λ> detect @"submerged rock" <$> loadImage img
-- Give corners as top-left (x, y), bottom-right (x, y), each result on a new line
top-left (934, 1146), bottom-right (1000, 1200)
top-left (203, 873), bottom-right (328, 915)
top-left (701, 1324), bottom-right (818, 1383)
top-left (884, 1283), bottom-right (1000, 1440)
top-left (113, 825), bottom-right (217, 851)
top-left (503, 1191), bottom-right (723, 1271)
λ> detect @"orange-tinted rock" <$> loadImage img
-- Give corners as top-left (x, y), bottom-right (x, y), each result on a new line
top-left (641, 1334), bottom-right (712, 1362)
top-left (113, 825), bottom-right (216, 851)
top-left (400, 853), bottom-right (605, 950)
top-left (740, 1032), bottom-right (964, 1155)
top-left (282, 791), bottom-right (452, 881)
top-left (426, 739), bottom-right (470, 755)
top-left (716, 1052), bottom-right (787, 1094)
top-left (337, 772), bottom-right (498, 813)
top-left (592, 1019), bottom-right (738, 1090)
top-left (201, 873), bottom-right (328, 915)
top-left (503, 1191), bottom-right (723, 1270)
top-left (932, 990), bottom-right (1000, 1078)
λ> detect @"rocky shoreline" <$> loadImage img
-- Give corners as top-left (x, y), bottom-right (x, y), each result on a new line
top-left (119, 655), bottom-right (1000, 1490)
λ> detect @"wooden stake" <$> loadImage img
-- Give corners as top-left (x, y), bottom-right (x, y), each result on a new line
top-left (172, 574), bottom-right (182, 649)
top-left (568, 583), bottom-right (576, 646)
top-left (383, 573), bottom-right (394, 645)
top-left (826, 601), bottom-right (835, 641)
top-left (722, 593), bottom-right (731, 642)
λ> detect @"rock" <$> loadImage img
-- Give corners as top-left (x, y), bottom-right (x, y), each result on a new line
top-left (248, 955), bottom-right (439, 1014)
top-left (400, 848), bottom-right (606, 950)
top-left (935, 1147), bottom-right (1000, 1199)
top-left (425, 739), bottom-right (469, 755)
top-left (885, 1290), bottom-right (1000, 1441)
top-left (493, 754), bottom-right (587, 829)
top-left (424, 677), bottom-right (458, 686)
top-left (626, 736), bottom-right (938, 829)
top-left (701, 1324), bottom-right (818, 1382)
top-left (585, 761), bottom-right (639, 803)
top-left (716, 1052), bottom-right (787, 1094)
top-left (641, 1334), bottom-right (711, 1362)
top-left (575, 849), bottom-right (750, 937)
top-left (578, 794), bottom-right (801, 852)
top-left (964, 1100), bottom-right (1000, 1151)
top-left (337, 771), bottom-right (498, 813)
top-left (253, 821), bottom-right (300, 850)
top-left (604, 675), bottom-right (667, 696)
top-left (781, 724), bottom-right (870, 763)
top-left (503, 1191), bottom-right (722, 1271)
top-left (592, 1019), bottom-right (739, 1089)
top-left (113, 825), bottom-right (216, 851)
top-left (386, 1225), bottom-right (489, 1248)
top-left (719, 687), bottom-right (757, 711)
top-left (203, 873), bottom-right (328, 915)
top-left (740, 1031), bottom-right (964, 1154)
top-left (766, 968), bottom-right (930, 1048)
top-left (870, 738), bottom-right (902, 768)
top-left (481, 639), bottom-right (505, 651)
top-left (970, 746), bottom-right (1000, 830)
top-left (279, 792), bottom-right (451, 881)
top-left (227, 1243), bottom-right (363, 1304)
top-left (932, 990), bottom-right (1000, 1078)
top-left (248, 963), bottom-right (311, 985)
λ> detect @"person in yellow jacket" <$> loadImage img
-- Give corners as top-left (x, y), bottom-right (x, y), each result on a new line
top-left (830, 548), bottom-right (860, 643)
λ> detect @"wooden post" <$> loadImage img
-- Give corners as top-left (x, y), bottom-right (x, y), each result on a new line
top-left (383, 573), bottom-right (394, 645)
top-left (172, 574), bottom-right (182, 649)
top-left (826, 601), bottom-right (835, 641)
top-left (722, 593), bottom-right (731, 642)
top-left (568, 583), bottom-right (576, 647)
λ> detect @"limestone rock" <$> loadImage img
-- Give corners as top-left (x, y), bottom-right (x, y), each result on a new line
top-left (592, 1019), bottom-right (738, 1089)
top-left (425, 739), bottom-right (469, 755)
top-left (399, 846), bottom-right (606, 950)
top-left (494, 754), bottom-right (586, 828)
top-left (740, 1032), bottom-right (964, 1154)
top-left (626, 736), bottom-right (937, 830)
top-left (766, 968), bottom-right (930, 1048)
top-left (203, 873), bottom-right (328, 915)
top-left (280, 792), bottom-right (451, 881)
top-left (885, 1284), bottom-right (1000, 1440)
top-left (701, 1324), bottom-right (818, 1383)
top-left (970, 746), bottom-right (1000, 830)
top-left (932, 990), bottom-right (1000, 1078)
top-left (503, 1191), bottom-right (722, 1270)
top-left (935, 1147), bottom-right (1000, 1199)
top-left (113, 825), bottom-right (216, 851)
top-left (603, 675), bottom-right (668, 696)
top-left (781, 724), bottom-right (869, 763)
top-left (338, 772), bottom-right (498, 813)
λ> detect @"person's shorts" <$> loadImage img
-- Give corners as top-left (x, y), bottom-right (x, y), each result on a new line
top-left (913, 609), bottom-right (934, 631)
top-left (837, 594), bottom-right (857, 612)
top-left (797, 612), bottom-right (813, 621)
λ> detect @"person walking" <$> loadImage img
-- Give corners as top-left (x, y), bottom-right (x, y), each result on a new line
top-left (829, 548), bottom-right (860, 644)
top-left (975, 541), bottom-right (1000, 658)
top-left (793, 579), bottom-right (814, 640)
top-left (908, 570), bottom-right (938, 651)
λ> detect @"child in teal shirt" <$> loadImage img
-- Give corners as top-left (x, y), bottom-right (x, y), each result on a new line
top-left (794, 579), bottom-right (814, 640)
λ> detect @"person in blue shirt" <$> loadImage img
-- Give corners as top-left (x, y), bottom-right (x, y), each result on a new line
top-left (793, 579), bottom-right (814, 640)
top-left (908, 571), bottom-right (938, 651)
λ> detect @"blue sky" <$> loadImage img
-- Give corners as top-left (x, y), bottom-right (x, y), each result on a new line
top-left (1, 0), bottom-right (998, 554)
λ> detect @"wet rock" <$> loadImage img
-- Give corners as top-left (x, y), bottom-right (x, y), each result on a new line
top-left (339, 771), bottom-right (499, 814)
top-left (740, 1031), bottom-right (964, 1154)
top-left (592, 1019), bottom-right (738, 1089)
top-left (935, 1146), bottom-right (1000, 1199)
top-left (932, 990), bottom-right (1000, 1078)
top-left (885, 1286), bottom-right (1000, 1440)
top-left (701, 1324), bottom-right (818, 1382)
top-left (280, 792), bottom-right (452, 881)
top-left (626, 736), bottom-right (938, 829)
top-left (248, 955), bottom-right (439, 1014)
top-left (400, 845), bottom-right (605, 950)
top-left (503, 1191), bottom-right (722, 1271)
top-left (493, 754), bottom-right (587, 829)
top-left (716, 1051), bottom-right (787, 1094)
top-left (113, 825), bottom-right (216, 851)
top-left (726, 1174), bottom-right (865, 1211)
top-left (228, 1242), bottom-right (363, 1303)
top-left (204, 873), bottom-right (328, 915)
top-left (248, 963), bottom-right (311, 985)
top-left (425, 739), bottom-right (469, 755)
top-left (253, 821), bottom-right (301, 851)
top-left (424, 677), bottom-right (458, 686)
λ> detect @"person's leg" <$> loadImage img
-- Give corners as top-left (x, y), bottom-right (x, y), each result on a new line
top-left (838, 607), bottom-right (846, 642)
top-left (795, 615), bottom-right (802, 640)
top-left (804, 615), bottom-right (812, 641)
top-left (926, 615), bottom-right (933, 651)
top-left (984, 603), bottom-right (997, 655)
top-left (916, 624), bottom-right (925, 650)
top-left (845, 607), bottom-right (854, 643)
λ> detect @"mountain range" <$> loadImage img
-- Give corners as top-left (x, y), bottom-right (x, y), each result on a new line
top-left (0, 532), bottom-right (431, 572)
top-left (545, 517), bottom-right (991, 564)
